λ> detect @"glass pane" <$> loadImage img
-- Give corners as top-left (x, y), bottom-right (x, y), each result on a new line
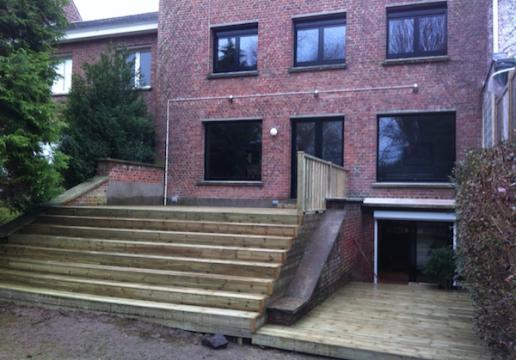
top-left (139, 50), bottom-right (152, 87)
top-left (126, 52), bottom-right (137, 85)
top-left (322, 121), bottom-right (343, 165)
top-left (205, 122), bottom-right (262, 181)
top-left (416, 222), bottom-right (453, 279)
top-left (217, 37), bottom-right (237, 71)
top-left (323, 25), bottom-right (346, 61)
top-left (52, 61), bottom-right (65, 94)
top-left (295, 122), bottom-right (316, 156)
top-left (388, 18), bottom-right (414, 55)
top-left (378, 114), bottom-right (455, 182)
top-left (239, 34), bottom-right (258, 68)
top-left (419, 14), bottom-right (446, 52)
top-left (296, 28), bottom-right (319, 63)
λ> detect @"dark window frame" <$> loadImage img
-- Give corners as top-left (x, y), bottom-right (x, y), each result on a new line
top-left (204, 120), bottom-right (262, 181)
top-left (376, 112), bottom-right (456, 183)
top-left (386, 3), bottom-right (448, 59)
top-left (290, 116), bottom-right (345, 197)
top-left (212, 24), bottom-right (258, 73)
top-left (293, 15), bottom-right (347, 67)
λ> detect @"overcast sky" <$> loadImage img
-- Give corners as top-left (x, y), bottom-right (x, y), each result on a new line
top-left (74, 0), bottom-right (159, 21)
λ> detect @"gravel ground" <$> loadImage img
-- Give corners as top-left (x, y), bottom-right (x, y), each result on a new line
top-left (0, 302), bottom-right (327, 360)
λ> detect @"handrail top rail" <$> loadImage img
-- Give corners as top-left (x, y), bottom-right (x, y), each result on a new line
top-left (297, 151), bottom-right (348, 172)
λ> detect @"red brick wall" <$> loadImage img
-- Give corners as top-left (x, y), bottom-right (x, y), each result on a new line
top-left (97, 159), bottom-right (164, 184)
top-left (157, 0), bottom-right (490, 201)
top-left (55, 33), bottom-right (159, 119)
top-left (68, 181), bottom-right (108, 206)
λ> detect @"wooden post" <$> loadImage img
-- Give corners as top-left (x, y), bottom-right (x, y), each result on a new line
top-left (296, 152), bottom-right (306, 213)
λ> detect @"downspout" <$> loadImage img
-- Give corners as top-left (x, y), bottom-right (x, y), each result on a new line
top-left (163, 99), bottom-right (171, 205)
top-left (493, 0), bottom-right (499, 53)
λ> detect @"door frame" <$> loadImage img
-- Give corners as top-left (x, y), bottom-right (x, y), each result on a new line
top-left (290, 116), bottom-right (345, 198)
top-left (373, 210), bottom-right (457, 284)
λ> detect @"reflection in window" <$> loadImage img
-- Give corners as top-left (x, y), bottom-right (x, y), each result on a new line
top-left (387, 4), bottom-right (447, 59)
top-left (214, 26), bottom-right (258, 73)
top-left (294, 16), bottom-right (346, 67)
top-left (378, 113), bottom-right (455, 182)
top-left (127, 49), bottom-right (152, 88)
top-left (205, 121), bottom-right (262, 181)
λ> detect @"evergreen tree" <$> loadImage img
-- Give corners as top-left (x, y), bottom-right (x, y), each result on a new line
top-left (0, 0), bottom-right (68, 211)
top-left (60, 47), bottom-right (155, 187)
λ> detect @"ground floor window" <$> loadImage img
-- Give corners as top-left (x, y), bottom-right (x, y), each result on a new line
top-left (378, 220), bottom-right (453, 283)
top-left (377, 112), bottom-right (455, 182)
top-left (204, 120), bottom-right (262, 181)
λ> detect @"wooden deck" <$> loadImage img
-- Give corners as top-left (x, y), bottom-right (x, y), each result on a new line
top-left (253, 282), bottom-right (490, 360)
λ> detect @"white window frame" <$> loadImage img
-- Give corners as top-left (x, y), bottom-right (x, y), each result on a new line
top-left (52, 58), bottom-right (73, 95)
top-left (128, 49), bottom-right (152, 89)
top-left (373, 210), bottom-right (457, 284)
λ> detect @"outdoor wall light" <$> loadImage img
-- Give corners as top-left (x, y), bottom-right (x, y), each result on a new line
top-left (270, 127), bottom-right (278, 137)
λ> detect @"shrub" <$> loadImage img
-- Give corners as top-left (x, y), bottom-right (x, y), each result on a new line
top-left (423, 247), bottom-right (456, 289)
top-left (454, 142), bottom-right (515, 359)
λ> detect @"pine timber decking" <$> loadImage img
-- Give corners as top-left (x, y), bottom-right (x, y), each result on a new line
top-left (253, 282), bottom-right (490, 360)
top-left (0, 205), bottom-right (301, 337)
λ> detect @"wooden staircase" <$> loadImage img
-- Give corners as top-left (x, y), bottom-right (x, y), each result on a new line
top-left (0, 206), bottom-right (301, 337)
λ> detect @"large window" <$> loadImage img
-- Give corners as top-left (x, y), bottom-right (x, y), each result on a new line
top-left (127, 49), bottom-right (152, 88)
top-left (52, 57), bottom-right (73, 95)
top-left (294, 15), bottom-right (346, 67)
top-left (387, 3), bottom-right (447, 59)
top-left (205, 121), bottom-right (262, 181)
top-left (377, 113), bottom-right (455, 182)
top-left (213, 25), bottom-right (258, 73)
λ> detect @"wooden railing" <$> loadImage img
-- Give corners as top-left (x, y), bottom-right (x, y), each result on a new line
top-left (297, 151), bottom-right (348, 213)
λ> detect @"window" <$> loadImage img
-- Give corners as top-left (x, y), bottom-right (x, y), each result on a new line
top-left (205, 121), bottom-right (262, 181)
top-left (294, 15), bottom-right (346, 67)
top-left (387, 3), bottom-right (447, 59)
top-left (127, 49), bottom-right (152, 88)
top-left (377, 113), bottom-right (455, 182)
top-left (52, 58), bottom-right (72, 95)
top-left (213, 25), bottom-right (258, 73)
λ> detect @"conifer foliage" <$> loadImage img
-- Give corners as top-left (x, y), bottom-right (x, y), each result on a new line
top-left (60, 47), bottom-right (155, 187)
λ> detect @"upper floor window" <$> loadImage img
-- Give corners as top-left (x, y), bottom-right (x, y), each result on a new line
top-left (294, 15), bottom-right (346, 67)
top-left (213, 25), bottom-right (258, 73)
top-left (387, 3), bottom-right (447, 59)
top-left (52, 57), bottom-right (72, 95)
top-left (377, 112), bottom-right (455, 182)
top-left (127, 49), bottom-right (152, 88)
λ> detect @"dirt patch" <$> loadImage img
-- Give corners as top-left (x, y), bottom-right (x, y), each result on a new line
top-left (0, 302), bottom-right (327, 360)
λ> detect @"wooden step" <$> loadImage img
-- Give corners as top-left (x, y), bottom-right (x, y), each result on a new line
top-left (0, 257), bottom-right (273, 294)
top-left (0, 269), bottom-right (266, 312)
top-left (46, 206), bottom-right (301, 225)
top-left (9, 234), bottom-right (287, 263)
top-left (22, 224), bottom-right (292, 250)
top-left (0, 245), bottom-right (282, 278)
top-left (37, 214), bottom-right (299, 237)
top-left (0, 282), bottom-right (263, 337)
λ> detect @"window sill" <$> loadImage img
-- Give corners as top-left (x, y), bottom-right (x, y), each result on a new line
top-left (207, 71), bottom-right (259, 80)
top-left (197, 180), bottom-right (263, 187)
top-left (52, 93), bottom-right (69, 97)
top-left (289, 63), bottom-right (347, 73)
top-left (135, 86), bottom-right (152, 91)
top-left (382, 56), bottom-right (450, 66)
top-left (372, 182), bottom-right (455, 189)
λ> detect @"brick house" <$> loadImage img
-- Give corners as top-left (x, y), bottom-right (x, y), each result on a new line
top-left (56, 0), bottom-right (491, 284)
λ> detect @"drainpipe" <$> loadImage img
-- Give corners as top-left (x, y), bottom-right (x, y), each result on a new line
top-left (493, 0), bottom-right (499, 53)
top-left (163, 99), bottom-right (171, 206)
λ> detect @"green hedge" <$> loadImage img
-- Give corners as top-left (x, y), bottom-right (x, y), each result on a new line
top-left (455, 142), bottom-right (515, 359)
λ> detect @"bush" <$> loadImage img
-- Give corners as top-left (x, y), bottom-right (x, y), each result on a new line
top-left (454, 142), bottom-right (515, 359)
top-left (423, 247), bottom-right (456, 289)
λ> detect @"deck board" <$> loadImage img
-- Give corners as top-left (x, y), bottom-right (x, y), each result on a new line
top-left (253, 282), bottom-right (490, 360)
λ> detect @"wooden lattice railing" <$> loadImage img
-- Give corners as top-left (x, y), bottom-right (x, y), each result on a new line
top-left (296, 151), bottom-right (348, 213)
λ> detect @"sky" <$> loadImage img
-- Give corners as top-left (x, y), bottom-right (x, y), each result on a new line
top-left (74, 0), bottom-right (159, 21)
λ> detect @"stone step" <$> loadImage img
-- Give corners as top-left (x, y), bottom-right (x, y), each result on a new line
top-left (0, 269), bottom-right (267, 312)
top-left (22, 224), bottom-right (293, 250)
top-left (0, 245), bottom-right (282, 278)
top-left (0, 257), bottom-right (273, 295)
top-left (46, 206), bottom-right (301, 225)
top-left (0, 282), bottom-right (263, 337)
top-left (36, 214), bottom-right (299, 237)
top-left (9, 234), bottom-right (287, 263)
